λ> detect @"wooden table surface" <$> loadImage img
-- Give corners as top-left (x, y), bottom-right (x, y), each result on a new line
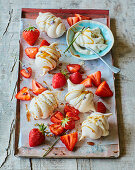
top-left (0, 0), bottom-right (135, 169)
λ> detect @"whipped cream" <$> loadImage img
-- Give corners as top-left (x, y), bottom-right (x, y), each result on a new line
top-left (36, 12), bottom-right (66, 38)
top-left (73, 27), bottom-right (107, 55)
top-left (80, 112), bottom-right (112, 140)
top-left (65, 79), bottom-right (95, 112)
top-left (29, 90), bottom-right (58, 119)
top-left (35, 43), bottom-right (61, 75)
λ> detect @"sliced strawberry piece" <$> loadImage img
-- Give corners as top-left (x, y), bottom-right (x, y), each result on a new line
top-left (20, 67), bottom-right (32, 78)
top-left (67, 64), bottom-right (81, 73)
top-left (32, 80), bottom-right (47, 95)
top-left (97, 102), bottom-right (106, 113)
top-left (40, 40), bottom-right (50, 47)
top-left (61, 117), bottom-right (75, 130)
top-left (95, 81), bottom-right (113, 97)
top-left (64, 104), bottom-right (80, 115)
top-left (75, 14), bottom-right (91, 21)
top-left (69, 72), bottom-right (82, 84)
top-left (49, 124), bottom-right (64, 136)
top-left (15, 87), bottom-right (31, 101)
top-left (87, 71), bottom-right (101, 87)
top-left (50, 111), bottom-right (64, 124)
top-left (67, 17), bottom-right (79, 26)
top-left (60, 132), bottom-right (78, 151)
top-left (25, 47), bottom-right (38, 59)
top-left (80, 78), bottom-right (92, 87)
top-left (66, 112), bottom-right (80, 121)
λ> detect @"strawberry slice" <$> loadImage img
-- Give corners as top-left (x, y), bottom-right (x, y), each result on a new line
top-left (20, 67), bottom-right (32, 78)
top-left (15, 87), bottom-right (31, 101)
top-left (80, 78), bottom-right (92, 87)
top-left (25, 47), bottom-right (38, 59)
top-left (60, 132), bottom-right (78, 151)
top-left (50, 111), bottom-right (64, 124)
top-left (40, 40), bottom-right (50, 47)
top-left (64, 104), bottom-right (80, 115)
top-left (87, 71), bottom-right (101, 87)
top-left (32, 80), bottom-right (47, 95)
top-left (95, 81), bottom-right (113, 97)
top-left (97, 102), bottom-right (106, 113)
top-left (66, 112), bottom-right (80, 121)
top-left (67, 17), bottom-right (79, 26)
top-left (49, 124), bottom-right (64, 136)
top-left (67, 64), bottom-right (81, 73)
top-left (75, 14), bottom-right (91, 21)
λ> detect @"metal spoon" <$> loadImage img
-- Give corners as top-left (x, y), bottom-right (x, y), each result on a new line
top-left (76, 44), bottom-right (120, 74)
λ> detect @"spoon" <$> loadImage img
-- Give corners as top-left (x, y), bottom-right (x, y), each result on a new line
top-left (76, 44), bottom-right (120, 74)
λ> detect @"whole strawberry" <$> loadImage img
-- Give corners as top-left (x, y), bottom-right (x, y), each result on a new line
top-left (23, 26), bottom-right (40, 46)
top-left (29, 123), bottom-right (47, 147)
top-left (52, 73), bottom-right (67, 88)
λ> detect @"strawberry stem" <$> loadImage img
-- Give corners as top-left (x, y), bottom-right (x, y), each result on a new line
top-left (35, 123), bottom-right (47, 136)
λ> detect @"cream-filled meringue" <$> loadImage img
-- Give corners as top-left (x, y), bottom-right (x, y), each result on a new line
top-left (65, 79), bottom-right (95, 112)
top-left (29, 90), bottom-right (58, 119)
top-left (36, 12), bottom-right (66, 38)
top-left (80, 112), bottom-right (112, 140)
top-left (35, 43), bottom-right (61, 75)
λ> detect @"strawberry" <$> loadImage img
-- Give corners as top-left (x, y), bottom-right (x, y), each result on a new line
top-left (60, 132), bottom-right (78, 151)
top-left (20, 67), bottom-right (32, 78)
top-left (97, 102), bottom-right (106, 113)
top-left (69, 72), bottom-right (82, 84)
top-left (52, 73), bottom-right (67, 89)
top-left (64, 104), bottom-right (80, 115)
top-left (75, 14), bottom-right (91, 21)
top-left (32, 80), bottom-right (47, 95)
top-left (23, 26), bottom-right (40, 46)
top-left (95, 81), bottom-right (113, 97)
top-left (66, 112), bottom-right (80, 121)
top-left (50, 111), bottom-right (64, 124)
top-left (80, 78), bottom-right (92, 87)
top-left (67, 17), bottom-right (79, 26)
top-left (87, 71), bottom-right (101, 87)
top-left (15, 87), bottom-right (31, 101)
top-left (67, 64), bottom-right (81, 73)
top-left (61, 117), bottom-right (75, 130)
top-left (49, 124), bottom-right (64, 136)
top-left (25, 47), bottom-right (38, 59)
top-left (29, 123), bottom-right (47, 147)
top-left (40, 40), bottom-right (50, 47)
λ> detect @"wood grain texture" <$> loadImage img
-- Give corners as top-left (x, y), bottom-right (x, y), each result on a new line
top-left (0, 0), bottom-right (135, 169)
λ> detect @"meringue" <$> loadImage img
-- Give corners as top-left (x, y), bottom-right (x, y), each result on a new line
top-left (35, 43), bottom-right (61, 75)
top-left (29, 90), bottom-right (58, 119)
top-left (80, 112), bottom-right (112, 140)
top-left (65, 79), bottom-right (95, 112)
top-left (36, 12), bottom-right (66, 38)
top-left (73, 27), bottom-right (107, 55)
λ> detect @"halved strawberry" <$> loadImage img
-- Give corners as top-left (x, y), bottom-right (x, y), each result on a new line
top-left (49, 124), bottom-right (64, 136)
top-left (61, 117), bottom-right (75, 130)
top-left (25, 47), bottom-right (38, 59)
top-left (32, 80), bottom-right (47, 95)
top-left (80, 78), bottom-right (92, 87)
top-left (15, 87), bottom-right (31, 101)
top-left (75, 14), bottom-right (91, 21)
top-left (66, 112), bottom-right (80, 121)
top-left (95, 81), bottom-right (113, 97)
top-left (97, 102), bottom-right (106, 113)
top-left (67, 17), bottom-right (79, 26)
top-left (50, 111), bottom-right (64, 124)
top-left (64, 104), bottom-right (80, 115)
top-left (67, 64), bottom-right (81, 73)
top-left (40, 40), bottom-right (50, 47)
top-left (20, 67), bottom-right (32, 78)
top-left (87, 71), bottom-right (101, 87)
top-left (60, 132), bottom-right (78, 151)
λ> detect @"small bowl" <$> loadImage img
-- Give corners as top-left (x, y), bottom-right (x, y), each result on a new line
top-left (66, 20), bottom-right (114, 60)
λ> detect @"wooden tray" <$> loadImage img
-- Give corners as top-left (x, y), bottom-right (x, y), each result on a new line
top-left (14, 8), bottom-right (120, 158)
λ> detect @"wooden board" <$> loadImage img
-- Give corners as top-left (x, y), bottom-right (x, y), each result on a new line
top-left (14, 8), bottom-right (119, 158)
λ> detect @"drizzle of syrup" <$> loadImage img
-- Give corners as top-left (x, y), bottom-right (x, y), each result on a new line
top-left (87, 142), bottom-right (95, 146)
top-left (25, 104), bottom-right (31, 122)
